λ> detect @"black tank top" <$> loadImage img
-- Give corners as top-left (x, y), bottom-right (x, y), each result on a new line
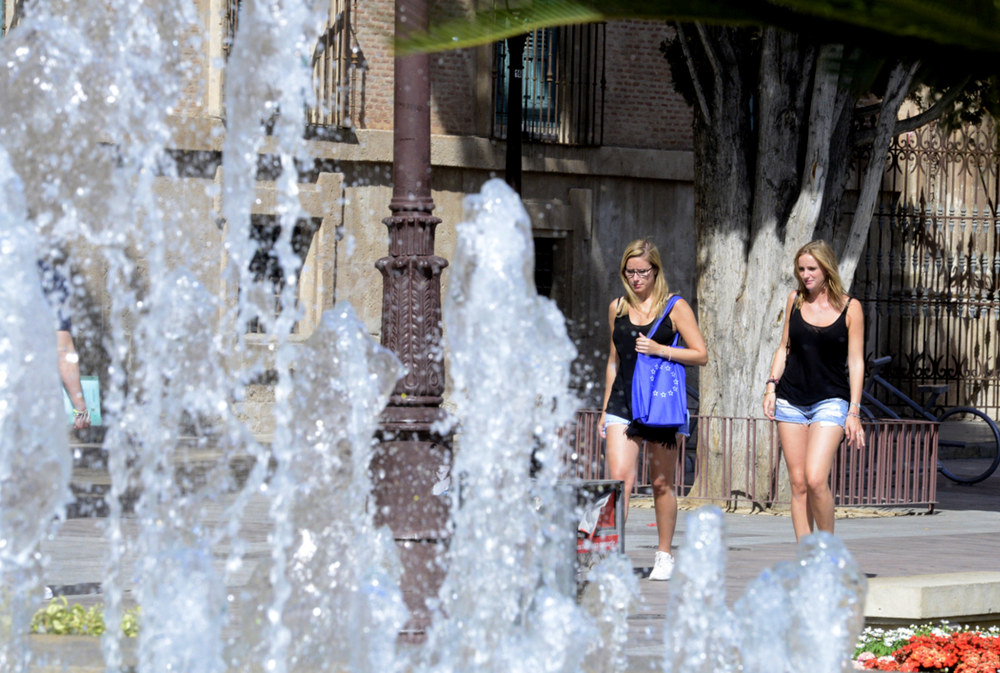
top-left (605, 299), bottom-right (678, 420)
top-left (776, 299), bottom-right (852, 405)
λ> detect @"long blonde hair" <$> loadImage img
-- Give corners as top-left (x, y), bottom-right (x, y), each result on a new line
top-left (793, 239), bottom-right (846, 310)
top-left (616, 238), bottom-right (669, 318)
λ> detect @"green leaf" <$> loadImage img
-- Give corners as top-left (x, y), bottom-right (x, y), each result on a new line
top-left (398, 0), bottom-right (769, 53)
top-left (398, 0), bottom-right (1000, 56)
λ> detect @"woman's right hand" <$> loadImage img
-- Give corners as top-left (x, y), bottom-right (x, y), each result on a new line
top-left (598, 411), bottom-right (607, 438)
top-left (762, 392), bottom-right (776, 420)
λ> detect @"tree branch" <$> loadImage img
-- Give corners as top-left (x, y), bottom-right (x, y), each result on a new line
top-left (854, 71), bottom-right (969, 145)
top-left (675, 23), bottom-right (712, 125)
top-left (694, 23), bottom-right (724, 95)
top-left (840, 60), bottom-right (920, 287)
top-left (892, 74), bottom-right (970, 134)
top-left (783, 44), bottom-right (843, 257)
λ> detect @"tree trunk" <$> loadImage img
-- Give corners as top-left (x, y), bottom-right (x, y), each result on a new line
top-left (678, 25), bottom-right (919, 504)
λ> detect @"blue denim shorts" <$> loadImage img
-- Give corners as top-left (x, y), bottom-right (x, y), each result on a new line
top-left (775, 397), bottom-right (849, 427)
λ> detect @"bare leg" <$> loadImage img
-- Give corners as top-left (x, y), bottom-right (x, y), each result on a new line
top-left (605, 423), bottom-right (640, 516)
top-left (778, 422), bottom-right (813, 540)
top-left (803, 423), bottom-right (844, 534)
top-left (648, 440), bottom-right (678, 553)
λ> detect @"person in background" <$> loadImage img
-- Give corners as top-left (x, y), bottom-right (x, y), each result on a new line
top-left (38, 260), bottom-right (91, 430)
top-left (763, 240), bottom-right (864, 540)
top-left (598, 238), bottom-right (708, 581)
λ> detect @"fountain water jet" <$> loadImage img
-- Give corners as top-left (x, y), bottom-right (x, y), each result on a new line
top-left (663, 508), bottom-right (867, 673)
top-left (0, 3), bottom-right (868, 673)
top-left (0, 146), bottom-right (73, 672)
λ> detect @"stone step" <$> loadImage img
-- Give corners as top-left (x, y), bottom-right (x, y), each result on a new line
top-left (28, 634), bottom-right (136, 672)
top-left (865, 571), bottom-right (1000, 626)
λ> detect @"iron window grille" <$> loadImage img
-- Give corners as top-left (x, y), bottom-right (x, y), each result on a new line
top-left (225, 0), bottom-right (364, 129)
top-left (492, 23), bottom-right (606, 146)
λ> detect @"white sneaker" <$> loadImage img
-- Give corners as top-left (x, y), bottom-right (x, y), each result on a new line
top-left (649, 551), bottom-right (674, 581)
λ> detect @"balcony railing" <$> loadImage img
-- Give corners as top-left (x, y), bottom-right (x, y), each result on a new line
top-left (226, 0), bottom-right (362, 129)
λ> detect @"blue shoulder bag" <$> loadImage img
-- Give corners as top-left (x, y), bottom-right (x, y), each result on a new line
top-left (631, 295), bottom-right (686, 428)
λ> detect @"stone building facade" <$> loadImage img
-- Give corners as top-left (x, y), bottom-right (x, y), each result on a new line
top-left (2, 0), bottom-right (696, 421)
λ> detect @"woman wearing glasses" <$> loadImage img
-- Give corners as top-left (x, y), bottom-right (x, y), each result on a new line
top-left (599, 238), bottom-right (708, 580)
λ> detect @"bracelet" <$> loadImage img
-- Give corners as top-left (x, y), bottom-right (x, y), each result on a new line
top-left (847, 412), bottom-right (860, 418)
top-left (766, 377), bottom-right (780, 387)
top-left (665, 347), bottom-right (672, 362)
top-left (849, 402), bottom-right (860, 409)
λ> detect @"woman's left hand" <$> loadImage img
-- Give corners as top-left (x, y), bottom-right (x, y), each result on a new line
top-left (635, 333), bottom-right (661, 357)
top-left (845, 413), bottom-right (865, 448)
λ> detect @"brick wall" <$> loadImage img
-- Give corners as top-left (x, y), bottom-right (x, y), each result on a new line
top-left (352, 0), bottom-right (395, 129)
top-left (354, 2), bottom-right (693, 150)
top-left (603, 21), bottom-right (693, 151)
top-left (430, 47), bottom-right (478, 135)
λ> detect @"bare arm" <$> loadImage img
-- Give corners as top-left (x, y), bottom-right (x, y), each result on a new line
top-left (633, 297), bottom-right (708, 366)
top-left (599, 299), bottom-right (620, 438)
top-left (763, 291), bottom-right (796, 419)
top-left (844, 298), bottom-right (866, 447)
top-left (58, 330), bottom-right (90, 430)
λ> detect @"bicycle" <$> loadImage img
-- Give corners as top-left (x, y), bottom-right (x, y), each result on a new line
top-left (861, 355), bottom-right (1000, 484)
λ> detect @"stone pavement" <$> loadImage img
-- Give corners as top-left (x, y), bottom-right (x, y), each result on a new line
top-left (26, 466), bottom-right (1000, 672)
top-left (622, 469), bottom-right (1000, 671)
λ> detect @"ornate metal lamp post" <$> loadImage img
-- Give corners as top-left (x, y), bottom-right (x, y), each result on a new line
top-left (371, 0), bottom-right (451, 640)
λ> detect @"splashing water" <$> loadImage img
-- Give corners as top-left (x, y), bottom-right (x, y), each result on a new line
top-left (0, 146), bottom-right (73, 672)
top-left (417, 178), bottom-right (638, 673)
top-left (663, 508), bottom-right (867, 673)
top-left (0, 3), bottom-right (866, 673)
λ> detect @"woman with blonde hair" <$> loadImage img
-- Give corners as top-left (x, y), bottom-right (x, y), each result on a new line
top-left (599, 238), bottom-right (707, 580)
top-left (763, 240), bottom-right (865, 540)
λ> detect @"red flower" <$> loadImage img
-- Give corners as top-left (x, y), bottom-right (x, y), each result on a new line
top-left (858, 631), bottom-right (1000, 672)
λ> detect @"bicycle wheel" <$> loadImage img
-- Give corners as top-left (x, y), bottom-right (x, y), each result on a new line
top-left (936, 407), bottom-right (1000, 484)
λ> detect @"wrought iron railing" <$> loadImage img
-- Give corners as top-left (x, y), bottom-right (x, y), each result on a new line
top-left (225, 0), bottom-right (361, 128)
top-left (568, 409), bottom-right (938, 510)
top-left (856, 120), bottom-right (1000, 418)
top-left (492, 23), bottom-right (606, 146)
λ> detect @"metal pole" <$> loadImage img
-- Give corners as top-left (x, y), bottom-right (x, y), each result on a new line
top-left (372, 0), bottom-right (451, 641)
top-left (505, 33), bottom-right (526, 193)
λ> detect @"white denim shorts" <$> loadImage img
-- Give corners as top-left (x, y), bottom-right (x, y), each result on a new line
top-left (603, 412), bottom-right (631, 430)
top-left (604, 411), bottom-right (690, 436)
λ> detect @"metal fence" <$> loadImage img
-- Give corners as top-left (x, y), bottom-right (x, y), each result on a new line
top-left (569, 409), bottom-right (937, 510)
top-left (856, 119), bottom-right (1000, 418)
top-left (226, 0), bottom-right (361, 128)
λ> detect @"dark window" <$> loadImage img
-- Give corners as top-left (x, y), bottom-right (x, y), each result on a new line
top-left (492, 24), bottom-right (606, 146)
top-left (246, 215), bottom-right (321, 334)
top-left (534, 237), bottom-right (556, 298)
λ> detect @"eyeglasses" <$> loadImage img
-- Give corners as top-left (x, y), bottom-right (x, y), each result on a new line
top-left (624, 267), bottom-right (654, 278)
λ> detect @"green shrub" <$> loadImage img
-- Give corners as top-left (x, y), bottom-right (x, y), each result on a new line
top-left (30, 596), bottom-right (140, 637)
